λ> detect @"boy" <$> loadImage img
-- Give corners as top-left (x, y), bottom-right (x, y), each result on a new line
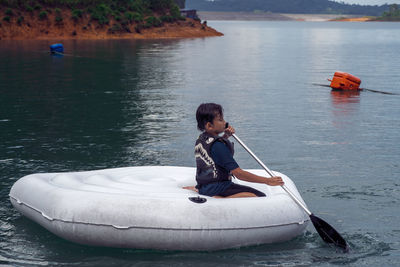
top-left (188, 103), bottom-right (284, 198)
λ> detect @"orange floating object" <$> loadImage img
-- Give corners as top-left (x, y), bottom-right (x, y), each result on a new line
top-left (329, 71), bottom-right (361, 90)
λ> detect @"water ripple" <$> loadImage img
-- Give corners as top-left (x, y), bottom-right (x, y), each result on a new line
top-left (322, 184), bottom-right (400, 207)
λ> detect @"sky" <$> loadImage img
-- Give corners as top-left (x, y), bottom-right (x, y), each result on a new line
top-left (333, 0), bottom-right (400, 5)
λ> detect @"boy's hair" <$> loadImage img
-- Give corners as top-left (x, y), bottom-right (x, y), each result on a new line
top-left (196, 103), bottom-right (223, 131)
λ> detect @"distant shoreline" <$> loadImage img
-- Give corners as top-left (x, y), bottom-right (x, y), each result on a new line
top-left (197, 11), bottom-right (368, 22)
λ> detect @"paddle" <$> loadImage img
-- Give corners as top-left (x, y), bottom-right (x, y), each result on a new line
top-left (229, 130), bottom-right (349, 252)
top-left (312, 83), bottom-right (399, 95)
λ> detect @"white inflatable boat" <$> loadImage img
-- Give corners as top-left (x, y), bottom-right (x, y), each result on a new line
top-left (9, 166), bottom-right (309, 251)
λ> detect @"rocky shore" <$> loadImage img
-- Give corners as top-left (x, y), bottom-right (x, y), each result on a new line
top-left (0, 7), bottom-right (222, 40)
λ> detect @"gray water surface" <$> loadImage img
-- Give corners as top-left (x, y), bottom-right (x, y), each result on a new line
top-left (1, 21), bottom-right (400, 266)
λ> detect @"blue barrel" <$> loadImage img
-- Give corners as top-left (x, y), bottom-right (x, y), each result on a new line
top-left (50, 43), bottom-right (64, 54)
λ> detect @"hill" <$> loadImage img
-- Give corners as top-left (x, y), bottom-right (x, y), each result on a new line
top-left (0, 0), bottom-right (223, 40)
top-left (374, 4), bottom-right (400, 20)
top-left (186, 0), bottom-right (390, 16)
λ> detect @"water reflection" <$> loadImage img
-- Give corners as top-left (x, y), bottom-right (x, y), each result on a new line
top-left (331, 90), bottom-right (360, 110)
top-left (0, 40), bottom-right (185, 172)
top-left (331, 88), bottom-right (360, 102)
top-left (330, 90), bottom-right (360, 130)
top-left (119, 40), bottom-right (186, 165)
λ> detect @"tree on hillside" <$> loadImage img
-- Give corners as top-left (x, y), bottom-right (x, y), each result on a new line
top-left (174, 0), bottom-right (185, 8)
top-left (377, 4), bottom-right (400, 20)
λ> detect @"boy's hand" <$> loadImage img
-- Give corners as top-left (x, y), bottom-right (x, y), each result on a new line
top-left (265, 176), bottom-right (284, 186)
top-left (223, 125), bottom-right (235, 137)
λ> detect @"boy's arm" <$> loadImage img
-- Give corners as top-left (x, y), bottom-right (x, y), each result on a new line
top-left (231, 167), bottom-right (284, 186)
top-left (222, 125), bottom-right (283, 186)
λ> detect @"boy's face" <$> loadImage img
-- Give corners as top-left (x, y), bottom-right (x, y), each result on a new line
top-left (205, 113), bottom-right (226, 136)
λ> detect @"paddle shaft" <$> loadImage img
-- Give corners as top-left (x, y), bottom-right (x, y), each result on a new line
top-left (312, 83), bottom-right (398, 95)
top-left (231, 133), bottom-right (312, 216)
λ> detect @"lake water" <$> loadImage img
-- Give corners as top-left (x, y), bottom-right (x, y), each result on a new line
top-left (1, 21), bottom-right (399, 266)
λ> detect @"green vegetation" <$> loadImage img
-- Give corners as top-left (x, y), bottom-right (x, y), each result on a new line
top-left (174, 0), bottom-right (184, 9)
top-left (4, 7), bottom-right (12, 15)
top-left (17, 15), bottom-right (23, 24)
top-left (71, 8), bottom-right (83, 21)
top-left (54, 7), bottom-right (62, 22)
top-left (90, 3), bottom-right (111, 25)
top-left (125, 11), bottom-right (143, 23)
top-left (144, 15), bottom-right (162, 27)
top-left (0, 0), bottom-right (186, 31)
top-left (39, 10), bottom-right (47, 19)
top-left (170, 4), bottom-right (181, 18)
top-left (25, 4), bottom-right (33, 12)
top-left (376, 4), bottom-right (400, 21)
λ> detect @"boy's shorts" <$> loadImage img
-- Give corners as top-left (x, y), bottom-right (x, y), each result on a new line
top-left (217, 183), bottom-right (266, 197)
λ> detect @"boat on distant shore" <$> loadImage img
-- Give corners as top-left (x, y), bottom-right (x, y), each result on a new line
top-left (10, 166), bottom-right (309, 250)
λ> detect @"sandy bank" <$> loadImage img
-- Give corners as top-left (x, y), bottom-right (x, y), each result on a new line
top-left (282, 13), bottom-right (362, 22)
top-left (330, 17), bottom-right (372, 22)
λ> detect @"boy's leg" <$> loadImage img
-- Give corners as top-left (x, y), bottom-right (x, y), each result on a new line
top-left (217, 183), bottom-right (266, 198)
top-left (224, 192), bottom-right (257, 198)
top-left (182, 186), bottom-right (198, 192)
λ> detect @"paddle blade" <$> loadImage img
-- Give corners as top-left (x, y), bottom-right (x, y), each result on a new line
top-left (310, 214), bottom-right (349, 252)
